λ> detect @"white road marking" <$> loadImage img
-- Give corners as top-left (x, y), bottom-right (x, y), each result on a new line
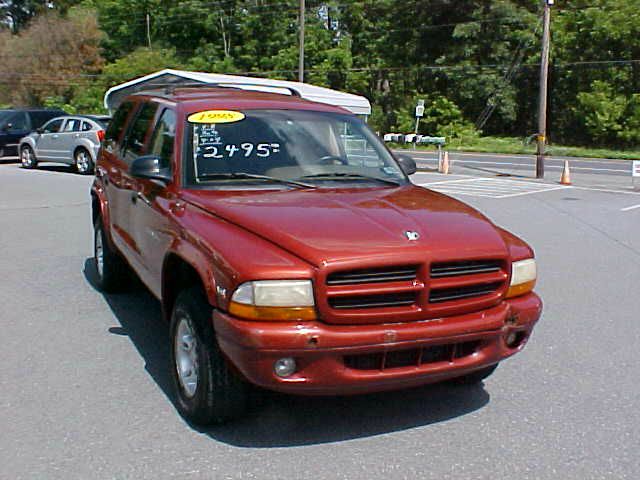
top-left (621, 203), bottom-right (640, 212)
top-left (496, 186), bottom-right (570, 199)
top-left (418, 178), bottom-right (571, 199)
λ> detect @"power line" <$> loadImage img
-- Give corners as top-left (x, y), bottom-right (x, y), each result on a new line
top-left (1, 58), bottom-right (639, 83)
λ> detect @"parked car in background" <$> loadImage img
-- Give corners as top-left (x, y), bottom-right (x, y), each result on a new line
top-left (0, 108), bottom-right (66, 158)
top-left (19, 115), bottom-right (110, 174)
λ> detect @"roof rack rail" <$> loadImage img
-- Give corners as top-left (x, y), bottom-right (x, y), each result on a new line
top-left (135, 81), bottom-right (302, 98)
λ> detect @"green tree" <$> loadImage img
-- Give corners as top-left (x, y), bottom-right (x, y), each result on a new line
top-left (100, 47), bottom-right (183, 86)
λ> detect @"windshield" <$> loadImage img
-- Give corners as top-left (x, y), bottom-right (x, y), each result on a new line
top-left (185, 109), bottom-right (407, 188)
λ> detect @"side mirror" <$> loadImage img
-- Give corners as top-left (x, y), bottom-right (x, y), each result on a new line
top-left (396, 154), bottom-right (417, 176)
top-left (130, 155), bottom-right (172, 183)
top-left (36, 127), bottom-right (44, 134)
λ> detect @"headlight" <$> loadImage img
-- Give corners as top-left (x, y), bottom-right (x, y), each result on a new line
top-left (229, 280), bottom-right (317, 321)
top-left (506, 258), bottom-right (537, 298)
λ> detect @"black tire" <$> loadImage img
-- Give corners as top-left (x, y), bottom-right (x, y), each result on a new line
top-left (449, 364), bottom-right (499, 385)
top-left (74, 148), bottom-right (94, 175)
top-left (170, 286), bottom-right (249, 425)
top-left (20, 145), bottom-right (37, 169)
top-left (93, 217), bottom-right (129, 292)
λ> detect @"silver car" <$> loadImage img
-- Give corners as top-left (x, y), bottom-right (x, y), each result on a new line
top-left (19, 115), bottom-right (110, 174)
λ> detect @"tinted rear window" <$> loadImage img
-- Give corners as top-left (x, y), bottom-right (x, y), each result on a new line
top-left (30, 111), bottom-right (64, 128)
top-left (105, 101), bottom-right (134, 147)
top-left (123, 102), bottom-right (158, 162)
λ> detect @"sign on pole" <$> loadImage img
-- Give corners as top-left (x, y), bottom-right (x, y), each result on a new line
top-left (415, 99), bottom-right (425, 118)
top-left (632, 161), bottom-right (640, 177)
top-left (413, 99), bottom-right (425, 139)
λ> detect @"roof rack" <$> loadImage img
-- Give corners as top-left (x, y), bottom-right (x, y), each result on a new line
top-left (135, 81), bottom-right (302, 98)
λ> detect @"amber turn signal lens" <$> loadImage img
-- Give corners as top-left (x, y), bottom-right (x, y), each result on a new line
top-left (228, 301), bottom-right (317, 321)
top-left (506, 279), bottom-right (536, 299)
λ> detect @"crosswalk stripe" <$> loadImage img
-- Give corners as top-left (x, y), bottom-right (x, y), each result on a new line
top-left (417, 178), bottom-right (571, 198)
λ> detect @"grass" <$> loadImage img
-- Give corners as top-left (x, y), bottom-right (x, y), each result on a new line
top-left (392, 136), bottom-right (640, 160)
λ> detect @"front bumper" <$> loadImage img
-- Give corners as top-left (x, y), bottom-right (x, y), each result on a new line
top-left (213, 293), bottom-right (542, 395)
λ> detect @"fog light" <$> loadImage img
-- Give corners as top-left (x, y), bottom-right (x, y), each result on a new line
top-left (505, 331), bottom-right (525, 348)
top-left (274, 357), bottom-right (297, 377)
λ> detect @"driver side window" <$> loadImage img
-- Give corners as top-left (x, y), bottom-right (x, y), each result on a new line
top-left (42, 119), bottom-right (63, 134)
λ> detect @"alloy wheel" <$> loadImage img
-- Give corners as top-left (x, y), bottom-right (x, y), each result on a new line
top-left (174, 316), bottom-right (200, 398)
top-left (94, 227), bottom-right (104, 279)
top-left (76, 150), bottom-right (90, 173)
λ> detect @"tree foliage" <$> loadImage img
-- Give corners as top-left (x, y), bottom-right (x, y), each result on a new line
top-left (0, 6), bottom-right (103, 106)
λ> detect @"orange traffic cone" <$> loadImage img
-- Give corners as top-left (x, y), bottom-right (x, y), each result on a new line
top-left (560, 160), bottom-right (571, 185)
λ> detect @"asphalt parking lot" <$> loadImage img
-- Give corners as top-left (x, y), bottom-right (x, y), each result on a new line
top-left (1, 163), bottom-right (639, 479)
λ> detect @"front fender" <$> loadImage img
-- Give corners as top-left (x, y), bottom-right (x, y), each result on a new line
top-left (18, 136), bottom-right (36, 152)
top-left (162, 238), bottom-right (218, 307)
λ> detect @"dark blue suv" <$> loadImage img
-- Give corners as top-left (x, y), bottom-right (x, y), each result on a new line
top-left (0, 108), bottom-right (66, 158)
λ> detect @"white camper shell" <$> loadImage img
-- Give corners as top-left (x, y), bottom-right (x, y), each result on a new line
top-left (104, 69), bottom-right (371, 118)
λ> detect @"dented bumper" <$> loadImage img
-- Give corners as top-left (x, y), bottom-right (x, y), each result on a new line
top-left (213, 293), bottom-right (542, 395)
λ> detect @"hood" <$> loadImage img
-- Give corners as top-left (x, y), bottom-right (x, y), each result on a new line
top-left (181, 185), bottom-right (508, 267)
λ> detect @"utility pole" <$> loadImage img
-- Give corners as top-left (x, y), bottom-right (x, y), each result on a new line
top-left (298, 0), bottom-right (305, 82)
top-left (146, 13), bottom-right (152, 48)
top-left (536, 0), bottom-right (553, 178)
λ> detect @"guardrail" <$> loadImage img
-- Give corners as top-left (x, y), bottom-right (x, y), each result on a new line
top-left (382, 133), bottom-right (446, 146)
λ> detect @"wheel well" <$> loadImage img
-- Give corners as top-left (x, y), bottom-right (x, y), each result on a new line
top-left (74, 146), bottom-right (90, 158)
top-left (162, 254), bottom-right (208, 321)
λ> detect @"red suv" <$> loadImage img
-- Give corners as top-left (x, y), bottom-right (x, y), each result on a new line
top-left (91, 85), bottom-right (541, 424)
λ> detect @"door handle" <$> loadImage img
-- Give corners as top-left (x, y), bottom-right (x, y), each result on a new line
top-left (52, 134), bottom-right (59, 139)
top-left (74, 134), bottom-right (80, 138)
top-left (134, 191), bottom-right (151, 206)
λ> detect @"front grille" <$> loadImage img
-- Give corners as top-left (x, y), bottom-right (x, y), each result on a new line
top-left (431, 260), bottom-right (502, 278)
top-left (344, 341), bottom-right (481, 370)
top-left (322, 259), bottom-right (506, 322)
top-left (329, 292), bottom-right (417, 310)
top-left (327, 265), bottom-right (418, 286)
top-left (429, 282), bottom-right (502, 303)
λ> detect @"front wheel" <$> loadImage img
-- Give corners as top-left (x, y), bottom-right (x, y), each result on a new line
top-left (75, 148), bottom-right (94, 174)
top-left (20, 145), bottom-right (37, 169)
top-left (170, 287), bottom-right (249, 425)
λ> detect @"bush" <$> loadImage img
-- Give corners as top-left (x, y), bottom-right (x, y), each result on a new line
top-left (575, 80), bottom-right (640, 147)
top-left (390, 95), bottom-right (479, 139)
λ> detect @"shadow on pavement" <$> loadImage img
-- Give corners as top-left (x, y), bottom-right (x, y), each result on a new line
top-left (37, 164), bottom-right (78, 174)
top-left (83, 258), bottom-right (490, 447)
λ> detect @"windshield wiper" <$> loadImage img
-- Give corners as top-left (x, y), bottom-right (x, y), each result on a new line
top-left (299, 173), bottom-right (402, 186)
top-left (197, 172), bottom-right (316, 189)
